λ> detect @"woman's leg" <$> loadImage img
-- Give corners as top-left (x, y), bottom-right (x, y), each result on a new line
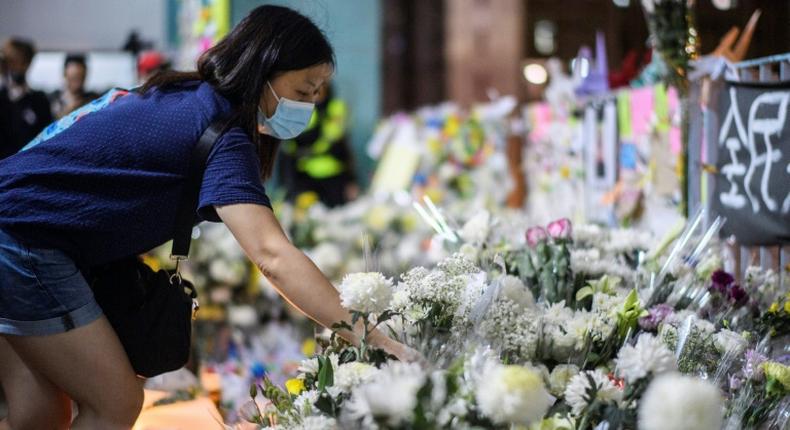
top-left (5, 317), bottom-right (144, 430)
top-left (0, 336), bottom-right (71, 430)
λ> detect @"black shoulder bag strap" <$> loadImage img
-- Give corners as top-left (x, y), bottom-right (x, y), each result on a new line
top-left (170, 117), bottom-right (227, 262)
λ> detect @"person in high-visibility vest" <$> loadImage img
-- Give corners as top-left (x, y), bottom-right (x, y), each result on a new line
top-left (276, 85), bottom-right (358, 207)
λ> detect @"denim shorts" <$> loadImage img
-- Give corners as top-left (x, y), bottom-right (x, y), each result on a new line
top-left (0, 228), bottom-right (103, 336)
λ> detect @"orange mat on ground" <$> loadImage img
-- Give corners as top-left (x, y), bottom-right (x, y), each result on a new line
top-left (133, 390), bottom-right (226, 430)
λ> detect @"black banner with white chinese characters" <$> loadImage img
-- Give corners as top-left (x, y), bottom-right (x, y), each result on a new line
top-left (714, 80), bottom-right (790, 245)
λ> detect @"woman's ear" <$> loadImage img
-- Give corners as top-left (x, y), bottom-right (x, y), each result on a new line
top-left (258, 123), bottom-right (268, 134)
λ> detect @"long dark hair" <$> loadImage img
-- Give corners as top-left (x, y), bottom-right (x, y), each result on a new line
top-left (141, 5), bottom-right (335, 179)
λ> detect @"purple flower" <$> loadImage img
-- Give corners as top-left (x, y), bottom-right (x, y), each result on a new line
top-left (711, 270), bottom-right (734, 288)
top-left (743, 349), bottom-right (768, 381)
top-left (729, 374), bottom-right (744, 391)
top-left (639, 304), bottom-right (674, 331)
top-left (728, 284), bottom-right (748, 305)
top-left (775, 354), bottom-right (790, 365)
top-left (526, 226), bottom-right (548, 248)
top-left (546, 218), bottom-right (572, 240)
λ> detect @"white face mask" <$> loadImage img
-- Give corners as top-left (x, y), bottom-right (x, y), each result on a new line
top-left (257, 81), bottom-right (315, 139)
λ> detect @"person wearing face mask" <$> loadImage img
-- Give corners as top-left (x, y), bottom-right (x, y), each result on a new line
top-left (0, 6), bottom-right (417, 429)
top-left (49, 54), bottom-right (99, 119)
top-left (276, 84), bottom-right (359, 207)
top-left (0, 38), bottom-right (53, 160)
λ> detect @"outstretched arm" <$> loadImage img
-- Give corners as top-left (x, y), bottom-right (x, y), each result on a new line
top-left (216, 203), bottom-right (414, 361)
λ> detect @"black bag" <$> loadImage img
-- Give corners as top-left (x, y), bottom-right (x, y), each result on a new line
top-left (86, 118), bottom-right (226, 378)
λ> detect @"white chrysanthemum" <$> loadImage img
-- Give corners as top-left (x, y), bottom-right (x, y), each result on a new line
top-left (714, 329), bottom-right (747, 356)
top-left (334, 362), bottom-right (378, 392)
top-left (615, 333), bottom-right (676, 383)
top-left (476, 363), bottom-right (555, 425)
top-left (605, 229), bottom-right (653, 253)
top-left (549, 364), bottom-right (580, 397)
top-left (573, 224), bottom-right (605, 244)
top-left (564, 369), bottom-right (623, 415)
top-left (345, 362), bottom-right (426, 427)
top-left (460, 210), bottom-right (491, 244)
top-left (338, 272), bottom-right (394, 313)
top-left (591, 291), bottom-right (626, 314)
top-left (298, 354), bottom-right (339, 377)
top-left (293, 415), bottom-right (338, 430)
top-left (499, 275), bottom-right (535, 309)
top-left (639, 373), bottom-right (724, 430)
top-left (390, 286), bottom-right (411, 312)
top-left (293, 390), bottom-right (320, 416)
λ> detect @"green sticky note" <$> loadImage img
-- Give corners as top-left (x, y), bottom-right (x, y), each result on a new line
top-left (618, 91), bottom-right (632, 139)
top-left (654, 84), bottom-right (670, 133)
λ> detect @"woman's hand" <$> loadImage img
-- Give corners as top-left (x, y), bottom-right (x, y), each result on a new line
top-left (368, 331), bottom-right (425, 365)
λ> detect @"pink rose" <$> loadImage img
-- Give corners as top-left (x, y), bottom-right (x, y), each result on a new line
top-left (546, 218), bottom-right (572, 240)
top-left (526, 226), bottom-right (548, 248)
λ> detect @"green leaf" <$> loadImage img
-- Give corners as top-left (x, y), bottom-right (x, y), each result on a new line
top-left (314, 391), bottom-right (336, 416)
top-left (317, 356), bottom-right (334, 391)
top-left (576, 286), bottom-right (594, 302)
top-left (249, 383), bottom-right (257, 399)
top-left (331, 321), bottom-right (353, 332)
top-left (375, 309), bottom-right (398, 327)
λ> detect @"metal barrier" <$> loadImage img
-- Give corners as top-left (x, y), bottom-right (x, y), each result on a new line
top-left (689, 53), bottom-right (790, 286)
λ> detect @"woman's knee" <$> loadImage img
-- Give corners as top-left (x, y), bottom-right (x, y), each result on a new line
top-left (79, 383), bottom-right (143, 426)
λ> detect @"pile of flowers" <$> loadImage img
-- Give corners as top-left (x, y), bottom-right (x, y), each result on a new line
top-left (233, 216), bottom-right (790, 430)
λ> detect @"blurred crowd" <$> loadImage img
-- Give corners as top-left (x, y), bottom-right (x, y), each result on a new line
top-left (0, 36), bottom-right (172, 161)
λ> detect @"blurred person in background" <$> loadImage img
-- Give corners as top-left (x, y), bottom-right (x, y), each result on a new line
top-left (50, 54), bottom-right (99, 119)
top-left (137, 50), bottom-right (171, 85)
top-left (276, 84), bottom-right (358, 207)
top-left (0, 38), bottom-right (53, 160)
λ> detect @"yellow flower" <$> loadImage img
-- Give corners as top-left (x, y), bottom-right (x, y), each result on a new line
top-left (762, 362), bottom-right (790, 392)
top-left (301, 339), bottom-right (317, 357)
top-left (365, 205), bottom-right (395, 232)
top-left (502, 365), bottom-right (544, 392)
top-left (785, 301), bottom-right (790, 314)
top-left (769, 303), bottom-right (780, 314)
top-left (285, 378), bottom-right (305, 395)
top-left (559, 165), bottom-right (571, 180)
top-left (295, 191), bottom-right (319, 210)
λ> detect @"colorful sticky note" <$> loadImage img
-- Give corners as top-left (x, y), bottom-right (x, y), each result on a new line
top-left (371, 143), bottom-right (421, 193)
top-left (617, 92), bottom-right (633, 139)
top-left (528, 103), bottom-right (552, 143)
top-left (630, 87), bottom-right (654, 138)
top-left (620, 142), bottom-right (638, 170)
top-left (654, 84), bottom-right (670, 133)
top-left (669, 126), bottom-right (682, 155)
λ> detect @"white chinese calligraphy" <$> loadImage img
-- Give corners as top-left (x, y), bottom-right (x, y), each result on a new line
top-left (718, 87), bottom-right (790, 214)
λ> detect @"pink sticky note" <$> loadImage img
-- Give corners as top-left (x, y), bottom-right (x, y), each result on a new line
top-left (667, 86), bottom-right (679, 115)
top-left (199, 37), bottom-right (213, 52)
top-left (630, 87), bottom-right (653, 139)
top-left (669, 126), bottom-right (682, 155)
top-left (528, 103), bottom-right (552, 143)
